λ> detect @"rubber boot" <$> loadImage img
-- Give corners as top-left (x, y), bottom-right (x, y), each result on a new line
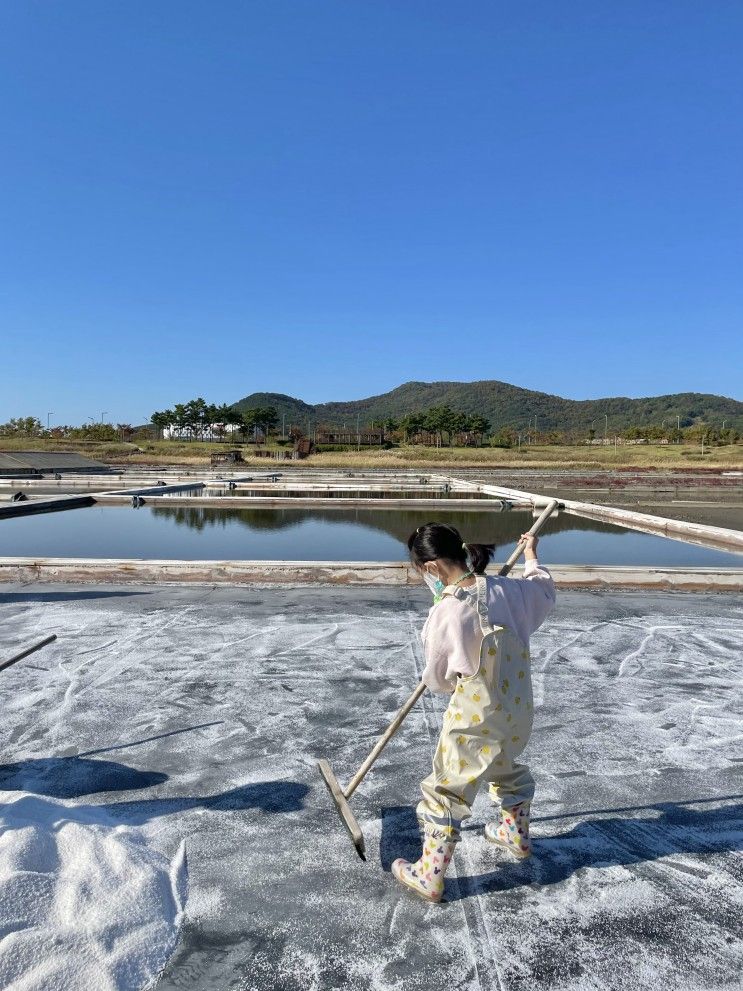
top-left (391, 826), bottom-right (456, 903)
top-left (484, 801), bottom-right (532, 858)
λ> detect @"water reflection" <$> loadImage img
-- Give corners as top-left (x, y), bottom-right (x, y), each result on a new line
top-left (151, 505), bottom-right (628, 552)
top-left (3, 504), bottom-right (741, 566)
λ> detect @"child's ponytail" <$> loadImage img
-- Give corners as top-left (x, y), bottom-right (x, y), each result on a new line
top-left (463, 542), bottom-right (495, 575)
top-left (408, 523), bottom-right (495, 575)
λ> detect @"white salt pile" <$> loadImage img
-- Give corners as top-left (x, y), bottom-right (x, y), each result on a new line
top-left (0, 793), bottom-right (186, 991)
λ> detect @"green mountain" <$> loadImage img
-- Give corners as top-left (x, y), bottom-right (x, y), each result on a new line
top-left (232, 381), bottom-right (743, 432)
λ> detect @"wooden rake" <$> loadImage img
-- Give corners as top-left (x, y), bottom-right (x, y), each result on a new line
top-left (318, 499), bottom-right (559, 859)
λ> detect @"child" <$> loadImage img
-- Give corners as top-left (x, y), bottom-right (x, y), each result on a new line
top-left (392, 521), bottom-right (556, 903)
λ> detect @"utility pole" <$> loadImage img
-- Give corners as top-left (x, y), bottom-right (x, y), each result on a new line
top-left (282, 413), bottom-right (286, 440)
top-left (604, 413), bottom-right (608, 442)
top-left (47, 412), bottom-right (54, 430)
top-left (101, 411), bottom-right (108, 424)
top-left (357, 412), bottom-right (360, 452)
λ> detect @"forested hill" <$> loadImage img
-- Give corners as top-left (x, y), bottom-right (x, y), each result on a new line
top-left (232, 381), bottom-right (743, 432)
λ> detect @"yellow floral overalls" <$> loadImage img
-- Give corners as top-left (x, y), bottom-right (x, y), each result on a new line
top-left (417, 575), bottom-right (536, 840)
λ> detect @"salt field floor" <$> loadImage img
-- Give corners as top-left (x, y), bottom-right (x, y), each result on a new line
top-left (1, 583), bottom-right (742, 990)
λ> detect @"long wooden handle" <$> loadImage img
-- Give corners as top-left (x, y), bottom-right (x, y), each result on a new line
top-left (342, 499), bottom-right (558, 797)
top-left (498, 499), bottom-right (559, 576)
top-left (0, 634), bottom-right (57, 673)
top-left (344, 680), bottom-right (427, 798)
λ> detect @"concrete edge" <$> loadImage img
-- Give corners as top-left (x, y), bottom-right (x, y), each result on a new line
top-left (1, 558), bottom-right (742, 590)
top-left (441, 475), bottom-right (743, 551)
top-left (90, 495), bottom-right (518, 510)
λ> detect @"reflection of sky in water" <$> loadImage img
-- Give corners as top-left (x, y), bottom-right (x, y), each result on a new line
top-left (1, 505), bottom-right (742, 566)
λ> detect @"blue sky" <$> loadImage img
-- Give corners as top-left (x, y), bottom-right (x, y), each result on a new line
top-left (1, 1), bottom-right (742, 425)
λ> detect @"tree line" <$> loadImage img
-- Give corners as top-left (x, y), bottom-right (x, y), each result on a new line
top-left (382, 407), bottom-right (491, 445)
top-left (150, 398), bottom-right (280, 441)
top-left (0, 417), bottom-right (139, 442)
top-left (0, 403), bottom-right (739, 447)
top-left (148, 400), bottom-right (492, 446)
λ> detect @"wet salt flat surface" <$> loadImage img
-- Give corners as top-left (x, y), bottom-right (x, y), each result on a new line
top-left (0, 584), bottom-right (741, 991)
top-left (1, 504), bottom-right (742, 566)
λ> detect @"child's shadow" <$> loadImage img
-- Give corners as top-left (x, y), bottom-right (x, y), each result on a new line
top-left (380, 797), bottom-right (743, 901)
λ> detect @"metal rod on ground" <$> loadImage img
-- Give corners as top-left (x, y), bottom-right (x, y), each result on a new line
top-left (318, 498), bottom-right (559, 859)
top-left (0, 634), bottom-right (57, 673)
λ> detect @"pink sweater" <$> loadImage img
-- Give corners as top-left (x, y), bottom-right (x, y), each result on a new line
top-left (420, 561), bottom-right (556, 694)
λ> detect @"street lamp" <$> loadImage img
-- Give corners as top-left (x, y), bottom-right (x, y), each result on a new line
top-left (101, 411), bottom-right (108, 423)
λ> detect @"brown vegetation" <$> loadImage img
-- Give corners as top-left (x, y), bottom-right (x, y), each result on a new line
top-left (1, 437), bottom-right (741, 471)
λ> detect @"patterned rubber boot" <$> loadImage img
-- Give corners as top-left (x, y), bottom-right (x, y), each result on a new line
top-left (392, 826), bottom-right (457, 903)
top-left (484, 802), bottom-right (532, 858)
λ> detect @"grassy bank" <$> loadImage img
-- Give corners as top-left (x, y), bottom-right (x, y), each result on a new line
top-left (2, 437), bottom-right (742, 470)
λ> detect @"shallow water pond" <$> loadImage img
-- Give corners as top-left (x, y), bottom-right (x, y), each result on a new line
top-left (1, 505), bottom-right (742, 566)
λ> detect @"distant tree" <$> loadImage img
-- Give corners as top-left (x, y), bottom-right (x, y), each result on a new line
top-left (188, 398), bottom-right (209, 441)
top-left (224, 406), bottom-right (244, 439)
top-left (399, 412), bottom-right (425, 443)
top-left (172, 404), bottom-right (188, 440)
top-left (544, 431), bottom-right (565, 445)
top-left (469, 414), bottom-right (490, 445)
top-left (448, 410), bottom-right (468, 444)
top-left (490, 430), bottom-right (514, 449)
top-left (423, 405), bottom-right (454, 446)
top-left (67, 422), bottom-right (119, 441)
top-left (720, 427), bottom-right (739, 445)
top-left (150, 411), bottom-right (168, 439)
top-left (253, 406), bottom-right (278, 439)
top-left (203, 403), bottom-right (221, 440)
top-left (211, 404), bottom-right (236, 442)
top-left (241, 409), bottom-right (257, 442)
top-left (180, 399), bottom-right (201, 441)
top-left (0, 416), bottom-right (44, 437)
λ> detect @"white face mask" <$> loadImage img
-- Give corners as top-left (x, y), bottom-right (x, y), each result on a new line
top-left (423, 570), bottom-right (445, 599)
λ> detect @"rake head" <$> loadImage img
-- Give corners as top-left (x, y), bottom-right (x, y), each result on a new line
top-left (317, 758), bottom-right (366, 860)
